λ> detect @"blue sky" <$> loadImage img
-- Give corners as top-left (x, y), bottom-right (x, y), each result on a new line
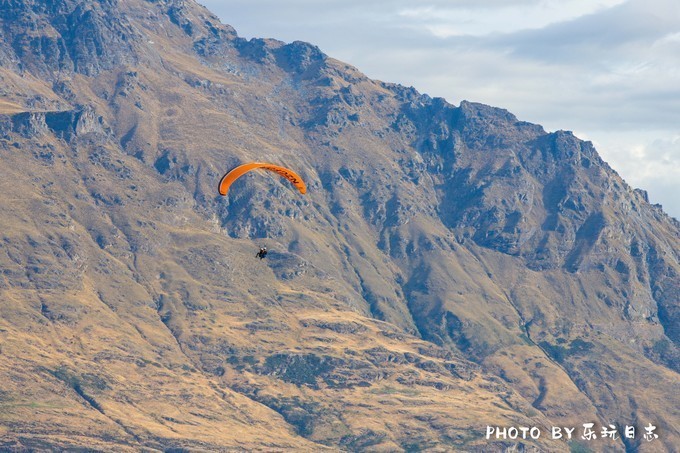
top-left (200, 0), bottom-right (680, 219)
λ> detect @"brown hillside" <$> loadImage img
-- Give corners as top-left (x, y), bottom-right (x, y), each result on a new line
top-left (0, 0), bottom-right (678, 451)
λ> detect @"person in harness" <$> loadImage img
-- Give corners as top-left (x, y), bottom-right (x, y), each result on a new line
top-left (256, 246), bottom-right (268, 260)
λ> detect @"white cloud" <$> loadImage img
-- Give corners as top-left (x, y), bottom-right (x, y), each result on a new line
top-left (592, 132), bottom-right (680, 216)
top-left (396, 0), bottom-right (627, 37)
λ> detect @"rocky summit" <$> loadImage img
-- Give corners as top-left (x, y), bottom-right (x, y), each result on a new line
top-left (0, 0), bottom-right (678, 451)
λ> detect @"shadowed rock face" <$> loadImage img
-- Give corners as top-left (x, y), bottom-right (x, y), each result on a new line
top-left (0, 0), bottom-right (139, 77)
top-left (0, 0), bottom-right (679, 451)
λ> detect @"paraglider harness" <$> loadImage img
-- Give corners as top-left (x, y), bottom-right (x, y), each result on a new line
top-left (256, 246), bottom-right (268, 260)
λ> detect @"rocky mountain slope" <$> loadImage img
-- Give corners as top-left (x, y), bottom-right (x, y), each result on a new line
top-left (1, 0), bottom-right (678, 451)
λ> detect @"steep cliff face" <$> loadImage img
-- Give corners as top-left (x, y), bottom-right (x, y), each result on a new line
top-left (1, 0), bottom-right (678, 451)
top-left (0, 0), bottom-right (140, 77)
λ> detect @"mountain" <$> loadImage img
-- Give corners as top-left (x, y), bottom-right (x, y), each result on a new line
top-left (1, 0), bottom-right (679, 451)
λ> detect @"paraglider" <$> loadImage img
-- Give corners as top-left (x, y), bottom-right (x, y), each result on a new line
top-left (218, 162), bottom-right (307, 260)
top-left (218, 162), bottom-right (307, 197)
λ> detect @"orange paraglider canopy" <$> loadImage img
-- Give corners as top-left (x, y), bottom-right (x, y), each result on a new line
top-left (218, 162), bottom-right (307, 196)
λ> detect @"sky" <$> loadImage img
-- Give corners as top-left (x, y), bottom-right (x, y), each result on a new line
top-left (200, 0), bottom-right (680, 219)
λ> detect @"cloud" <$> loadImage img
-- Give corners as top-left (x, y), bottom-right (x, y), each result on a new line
top-left (592, 131), bottom-right (680, 218)
top-left (395, 0), bottom-right (628, 37)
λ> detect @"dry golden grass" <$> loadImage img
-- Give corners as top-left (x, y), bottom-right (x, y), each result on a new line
top-left (1, 0), bottom-right (679, 451)
top-left (0, 100), bottom-right (24, 114)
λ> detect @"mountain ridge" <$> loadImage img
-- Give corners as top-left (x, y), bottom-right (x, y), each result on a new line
top-left (1, 0), bottom-right (679, 451)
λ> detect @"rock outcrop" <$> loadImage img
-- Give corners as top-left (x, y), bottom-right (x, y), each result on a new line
top-left (0, 0), bottom-right (678, 451)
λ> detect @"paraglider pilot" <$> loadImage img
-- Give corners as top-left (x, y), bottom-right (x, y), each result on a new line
top-left (256, 246), bottom-right (268, 260)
